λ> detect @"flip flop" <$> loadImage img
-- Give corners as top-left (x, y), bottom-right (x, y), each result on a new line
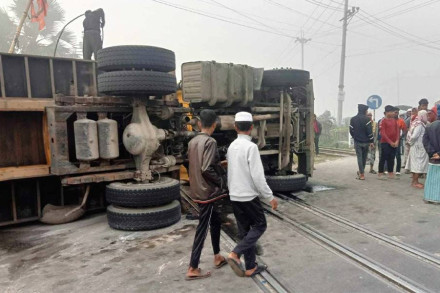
top-left (227, 257), bottom-right (245, 277)
top-left (247, 263), bottom-right (268, 277)
top-left (215, 257), bottom-right (227, 269)
top-left (185, 270), bottom-right (211, 281)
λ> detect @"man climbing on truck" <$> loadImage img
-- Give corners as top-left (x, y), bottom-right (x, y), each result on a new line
top-left (83, 8), bottom-right (105, 60)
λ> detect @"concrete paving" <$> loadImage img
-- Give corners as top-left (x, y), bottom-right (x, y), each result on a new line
top-left (0, 155), bottom-right (439, 293)
top-left (303, 156), bottom-right (440, 256)
top-left (0, 215), bottom-right (258, 293)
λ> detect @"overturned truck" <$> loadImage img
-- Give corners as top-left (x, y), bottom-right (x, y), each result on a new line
top-left (0, 45), bottom-right (314, 229)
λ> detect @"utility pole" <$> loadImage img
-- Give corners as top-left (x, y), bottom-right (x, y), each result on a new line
top-left (337, 1), bottom-right (359, 125)
top-left (396, 72), bottom-right (400, 105)
top-left (296, 31), bottom-right (311, 70)
top-left (8, 0), bottom-right (33, 53)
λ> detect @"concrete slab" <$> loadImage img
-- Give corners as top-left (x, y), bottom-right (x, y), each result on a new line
top-left (303, 156), bottom-right (440, 255)
top-left (1, 155), bottom-right (439, 293)
top-left (0, 215), bottom-right (258, 293)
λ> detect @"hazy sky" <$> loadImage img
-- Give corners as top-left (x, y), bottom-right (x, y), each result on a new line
top-left (4, 0), bottom-right (440, 118)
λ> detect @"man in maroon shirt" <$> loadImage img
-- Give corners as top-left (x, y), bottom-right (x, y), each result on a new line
top-left (378, 105), bottom-right (400, 179)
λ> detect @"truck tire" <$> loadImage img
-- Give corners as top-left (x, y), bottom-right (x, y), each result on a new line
top-left (98, 71), bottom-right (177, 95)
top-left (262, 69), bottom-right (310, 87)
top-left (106, 177), bottom-right (180, 208)
top-left (266, 174), bottom-right (307, 192)
top-left (107, 200), bottom-right (181, 231)
top-left (97, 45), bottom-right (176, 72)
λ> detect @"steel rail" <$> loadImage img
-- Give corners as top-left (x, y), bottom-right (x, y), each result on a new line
top-left (319, 147), bottom-right (356, 156)
top-left (276, 192), bottom-right (440, 269)
top-left (260, 202), bottom-right (430, 293)
top-left (180, 187), bottom-right (290, 293)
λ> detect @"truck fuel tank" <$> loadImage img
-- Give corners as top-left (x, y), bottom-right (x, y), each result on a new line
top-left (181, 61), bottom-right (263, 107)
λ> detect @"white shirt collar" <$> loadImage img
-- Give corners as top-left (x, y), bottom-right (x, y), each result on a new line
top-left (237, 134), bottom-right (251, 141)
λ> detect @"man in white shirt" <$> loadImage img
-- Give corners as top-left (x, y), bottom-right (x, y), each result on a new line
top-left (226, 111), bottom-right (278, 277)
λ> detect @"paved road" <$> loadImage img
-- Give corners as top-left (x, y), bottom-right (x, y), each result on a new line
top-left (0, 156), bottom-right (439, 292)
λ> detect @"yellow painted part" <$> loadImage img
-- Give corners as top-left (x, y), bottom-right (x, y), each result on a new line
top-left (177, 89), bottom-right (192, 131)
top-left (180, 165), bottom-right (189, 182)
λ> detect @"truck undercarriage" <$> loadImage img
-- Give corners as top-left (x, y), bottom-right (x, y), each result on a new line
top-left (0, 46), bottom-right (314, 228)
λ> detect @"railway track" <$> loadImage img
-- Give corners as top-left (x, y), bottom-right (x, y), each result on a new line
top-left (180, 187), bottom-right (290, 293)
top-left (264, 192), bottom-right (440, 293)
top-left (276, 193), bottom-right (440, 269)
top-left (180, 184), bottom-right (440, 292)
top-left (319, 147), bottom-right (356, 157)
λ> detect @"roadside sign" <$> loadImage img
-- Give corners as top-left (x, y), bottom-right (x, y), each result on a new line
top-left (367, 95), bottom-right (382, 110)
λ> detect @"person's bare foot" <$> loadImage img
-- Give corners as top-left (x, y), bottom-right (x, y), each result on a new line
top-left (214, 254), bottom-right (226, 267)
top-left (245, 264), bottom-right (268, 277)
top-left (228, 252), bottom-right (241, 263)
top-left (378, 173), bottom-right (387, 180)
top-left (412, 183), bottom-right (424, 189)
top-left (186, 267), bottom-right (211, 279)
top-left (245, 266), bottom-right (257, 277)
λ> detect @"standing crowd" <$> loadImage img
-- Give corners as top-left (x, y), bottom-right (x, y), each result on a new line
top-left (350, 99), bottom-right (440, 202)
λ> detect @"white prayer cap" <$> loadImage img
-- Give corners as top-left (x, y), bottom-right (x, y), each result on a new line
top-left (235, 111), bottom-right (253, 122)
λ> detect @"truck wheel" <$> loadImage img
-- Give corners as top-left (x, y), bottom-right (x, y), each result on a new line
top-left (106, 177), bottom-right (180, 208)
top-left (97, 45), bottom-right (176, 72)
top-left (266, 174), bottom-right (307, 192)
top-left (98, 71), bottom-right (177, 96)
top-left (262, 69), bottom-right (310, 87)
top-left (107, 200), bottom-right (181, 231)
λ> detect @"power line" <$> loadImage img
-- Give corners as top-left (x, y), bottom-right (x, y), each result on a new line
top-left (274, 41), bottom-right (300, 66)
top-left (375, 0), bottom-right (417, 15)
top-left (296, 31), bottom-right (312, 69)
top-left (150, 0), bottom-right (300, 38)
top-left (356, 12), bottom-right (440, 51)
top-left (309, 0), bottom-right (343, 37)
top-left (264, 0), bottom-right (340, 29)
top-left (309, 45), bottom-right (340, 68)
top-left (348, 38), bottom-right (440, 57)
top-left (302, 0), bottom-right (322, 29)
top-left (378, 0), bottom-right (439, 20)
top-left (209, 0), bottom-right (285, 35)
top-left (193, 0), bottom-right (302, 31)
top-left (350, 0), bottom-right (439, 28)
top-left (305, 0), bottom-right (343, 11)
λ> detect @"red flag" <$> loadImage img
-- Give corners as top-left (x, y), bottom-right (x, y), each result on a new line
top-left (31, 0), bottom-right (49, 30)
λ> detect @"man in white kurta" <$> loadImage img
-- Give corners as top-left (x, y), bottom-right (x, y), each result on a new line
top-left (226, 111), bottom-right (278, 277)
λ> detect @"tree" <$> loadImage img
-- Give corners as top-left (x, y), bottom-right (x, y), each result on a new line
top-left (318, 110), bottom-right (336, 136)
top-left (0, 0), bottom-right (78, 57)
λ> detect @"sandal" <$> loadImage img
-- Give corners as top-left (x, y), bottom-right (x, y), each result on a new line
top-left (356, 172), bottom-right (365, 180)
top-left (185, 269), bottom-right (211, 281)
top-left (215, 257), bottom-right (227, 269)
top-left (227, 257), bottom-right (245, 277)
top-left (247, 263), bottom-right (268, 277)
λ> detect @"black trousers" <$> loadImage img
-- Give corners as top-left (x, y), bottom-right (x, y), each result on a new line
top-left (354, 142), bottom-right (370, 174)
top-left (379, 143), bottom-right (397, 173)
top-left (232, 197), bottom-right (267, 270)
top-left (189, 201), bottom-right (222, 269)
top-left (83, 30), bottom-right (102, 60)
top-left (314, 135), bottom-right (320, 155)
top-left (395, 138), bottom-right (403, 173)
